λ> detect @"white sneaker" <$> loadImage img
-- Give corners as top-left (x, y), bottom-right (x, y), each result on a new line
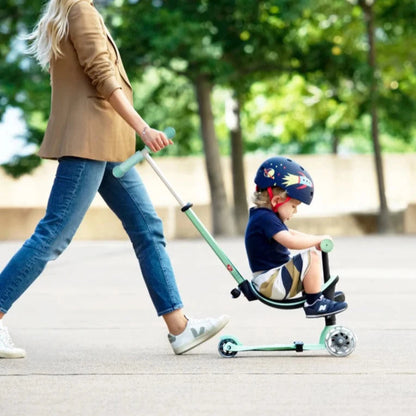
top-left (0, 327), bottom-right (26, 359)
top-left (168, 315), bottom-right (230, 355)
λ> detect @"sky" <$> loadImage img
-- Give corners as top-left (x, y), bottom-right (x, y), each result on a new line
top-left (0, 107), bottom-right (35, 164)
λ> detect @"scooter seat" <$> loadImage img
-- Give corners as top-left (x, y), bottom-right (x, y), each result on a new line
top-left (236, 276), bottom-right (340, 310)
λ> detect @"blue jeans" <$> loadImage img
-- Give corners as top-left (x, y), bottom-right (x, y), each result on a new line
top-left (0, 157), bottom-right (183, 316)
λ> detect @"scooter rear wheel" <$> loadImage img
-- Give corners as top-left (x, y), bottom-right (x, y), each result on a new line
top-left (218, 337), bottom-right (238, 358)
top-left (324, 326), bottom-right (356, 357)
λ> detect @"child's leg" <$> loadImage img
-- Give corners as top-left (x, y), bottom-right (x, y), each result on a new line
top-left (302, 250), bottom-right (348, 318)
top-left (302, 249), bottom-right (321, 295)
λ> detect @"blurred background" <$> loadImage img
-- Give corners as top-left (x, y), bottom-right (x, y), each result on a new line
top-left (1, 0), bottom-right (415, 240)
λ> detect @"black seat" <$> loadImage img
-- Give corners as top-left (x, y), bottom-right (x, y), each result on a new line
top-left (235, 276), bottom-right (340, 310)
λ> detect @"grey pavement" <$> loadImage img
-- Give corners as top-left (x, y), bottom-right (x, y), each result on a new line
top-left (1, 235), bottom-right (415, 415)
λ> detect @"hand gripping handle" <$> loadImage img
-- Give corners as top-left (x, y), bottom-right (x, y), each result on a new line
top-left (112, 127), bottom-right (175, 178)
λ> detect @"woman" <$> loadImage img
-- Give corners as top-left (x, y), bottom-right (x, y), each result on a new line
top-left (0, 0), bottom-right (228, 358)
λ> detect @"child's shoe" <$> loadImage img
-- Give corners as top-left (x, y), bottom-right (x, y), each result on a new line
top-left (0, 327), bottom-right (26, 359)
top-left (304, 295), bottom-right (347, 318)
top-left (168, 315), bottom-right (230, 355)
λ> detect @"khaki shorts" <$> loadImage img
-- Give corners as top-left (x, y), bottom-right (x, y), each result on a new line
top-left (252, 250), bottom-right (312, 300)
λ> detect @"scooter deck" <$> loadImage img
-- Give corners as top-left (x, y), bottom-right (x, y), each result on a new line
top-left (224, 341), bottom-right (324, 352)
top-left (218, 325), bottom-right (356, 358)
top-left (219, 336), bottom-right (324, 354)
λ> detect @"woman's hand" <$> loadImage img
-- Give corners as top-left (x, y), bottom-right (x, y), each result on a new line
top-left (107, 89), bottom-right (173, 152)
top-left (140, 126), bottom-right (173, 152)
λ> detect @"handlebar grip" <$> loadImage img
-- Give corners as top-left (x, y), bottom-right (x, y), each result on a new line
top-left (112, 127), bottom-right (175, 178)
top-left (320, 238), bottom-right (334, 253)
top-left (112, 150), bottom-right (145, 178)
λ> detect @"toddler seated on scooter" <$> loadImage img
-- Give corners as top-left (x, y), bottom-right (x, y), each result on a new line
top-left (244, 156), bottom-right (347, 318)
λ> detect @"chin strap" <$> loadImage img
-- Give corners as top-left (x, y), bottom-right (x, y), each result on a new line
top-left (266, 187), bottom-right (290, 213)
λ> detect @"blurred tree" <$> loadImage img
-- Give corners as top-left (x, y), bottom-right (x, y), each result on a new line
top-left (357, 0), bottom-right (391, 232)
top-left (344, 0), bottom-right (416, 232)
top-left (189, 0), bottom-right (311, 233)
top-left (114, 0), bottom-right (237, 235)
top-left (366, 0), bottom-right (416, 231)
top-left (241, 0), bottom-right (416, 233)
top-left (192, 0), bottom-right (362, 231)
top-left (0, 0), bottom-right (47, 176)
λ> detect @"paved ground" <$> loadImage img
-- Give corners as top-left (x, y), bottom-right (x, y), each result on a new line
top-left (1, 235), bottom-right (415, 415)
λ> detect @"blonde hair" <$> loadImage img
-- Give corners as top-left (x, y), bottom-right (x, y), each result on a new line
top-left (252, 186), bottom-right (287, 209)
top-left (26, 0), bottom-right (80, 70)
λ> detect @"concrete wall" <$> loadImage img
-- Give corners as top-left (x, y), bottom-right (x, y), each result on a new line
top-left (1, 153), bottom-right (415, 240)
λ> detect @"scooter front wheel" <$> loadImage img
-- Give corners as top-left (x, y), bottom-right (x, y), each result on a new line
top-left (218, 337), bottom-right (239, 358)
top-left (324, 326), bottom-right (356, 357)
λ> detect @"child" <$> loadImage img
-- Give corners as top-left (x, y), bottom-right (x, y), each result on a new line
top-left (245, 156), bottom-right (347, 318)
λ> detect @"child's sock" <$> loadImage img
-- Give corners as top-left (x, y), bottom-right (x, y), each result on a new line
top-left (305, 292), bottom-right (322, 305)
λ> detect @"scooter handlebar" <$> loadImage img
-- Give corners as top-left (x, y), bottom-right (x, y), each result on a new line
top-left (112, 127), bottom-right (175, 178)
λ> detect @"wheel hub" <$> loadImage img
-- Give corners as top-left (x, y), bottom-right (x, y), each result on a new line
top-left (324, 326), bottom-right (357, 357)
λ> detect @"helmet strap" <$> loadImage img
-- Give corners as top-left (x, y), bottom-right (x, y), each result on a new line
top-left (267, 187), bottom-right (290, 213)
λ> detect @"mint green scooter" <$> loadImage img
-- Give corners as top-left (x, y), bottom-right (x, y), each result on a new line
top-left (113, 129), bottom-right (356, 358)
top-left (217, 238), bottom-right (356, 358)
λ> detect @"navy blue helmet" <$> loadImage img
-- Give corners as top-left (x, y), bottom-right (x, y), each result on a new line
top-left (254, 156), bottom-right (314, 205)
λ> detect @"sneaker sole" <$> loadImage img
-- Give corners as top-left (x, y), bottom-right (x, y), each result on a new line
top-left (305, 305), bottom-right (348, 319)
top-left (0, 350), bottom-right (26, 359)
top-left (174, 316), bottom-right (230, 355)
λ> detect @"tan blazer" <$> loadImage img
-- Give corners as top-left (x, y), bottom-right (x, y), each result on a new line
top-left (38, 0), bottom-right (136, 162)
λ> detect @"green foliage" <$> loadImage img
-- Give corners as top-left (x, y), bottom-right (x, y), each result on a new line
top-left (1, 152), bottom-right (42, 178)
top-left (0, 0), bottom-right (47, 175)
top-left (130, 68), bottom-right (203, 156)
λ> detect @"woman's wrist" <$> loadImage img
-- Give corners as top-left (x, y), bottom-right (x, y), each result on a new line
top-left (141, 125), bottom-right (149, 137)
top-left (138, 124), bottom-right (150, 139)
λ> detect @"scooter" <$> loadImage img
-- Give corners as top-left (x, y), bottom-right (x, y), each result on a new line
top-left (113, 129), bottom-right (357, 358)
top-left (217, 238), bottom-right (356, 358)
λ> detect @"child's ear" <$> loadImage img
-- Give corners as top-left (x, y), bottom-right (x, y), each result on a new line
top-left (271, 195), bottom-right (281, 208)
